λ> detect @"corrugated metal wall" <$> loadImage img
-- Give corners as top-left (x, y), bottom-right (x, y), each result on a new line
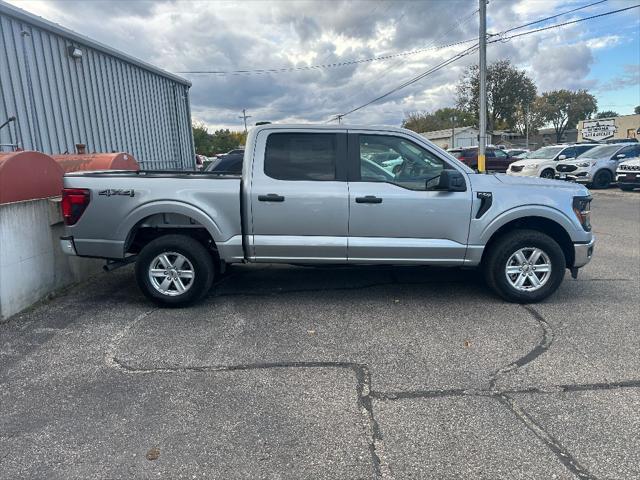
top-left (0, 6), bottom-right (195, 170)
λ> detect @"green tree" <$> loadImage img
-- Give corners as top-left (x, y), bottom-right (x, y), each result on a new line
top-left (535, 90), bottom-right (598, 143)
top-left (595, 110), bottom-right (619, 119)
top-left (513, 102), bottom-right (545, 136)
top-left (634, 105), bottom-right (640, 115)
top-left (402, 108), bottom-right (475, 133)
top-left (455, 59), bottom-right (537, 132)
top-left (192, 122), bottom-right (214, 156)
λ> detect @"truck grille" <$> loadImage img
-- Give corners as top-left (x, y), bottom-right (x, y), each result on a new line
top-left (510, 165), bottom-right (524, 172)
top-left (556, 164), bottom-right (577, 173)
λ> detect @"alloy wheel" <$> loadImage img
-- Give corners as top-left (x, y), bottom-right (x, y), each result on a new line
top-left (504, 247), bottom-right (552, 292)
top-left (148, 251), bottom-right (195, 296)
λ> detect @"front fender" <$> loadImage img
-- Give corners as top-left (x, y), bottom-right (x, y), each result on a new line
top-left (477, 204), bottom-right (585, 244)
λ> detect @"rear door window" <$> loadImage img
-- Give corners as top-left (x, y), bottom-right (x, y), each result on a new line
top-left (265, 133), bottom-right (337, 181)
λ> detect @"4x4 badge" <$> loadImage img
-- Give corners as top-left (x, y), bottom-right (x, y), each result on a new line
top-left (98, 189), bottom-right (134, 197)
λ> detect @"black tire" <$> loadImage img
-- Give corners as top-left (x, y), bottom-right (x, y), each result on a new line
top-left (540, 169), bottom-right (555, 179)
top-left (135, 234), bottom-right (215, 307)
top-left (483, 229), bottom-right (566, 303)
top-left (591, 169), bottom-right (612, 189)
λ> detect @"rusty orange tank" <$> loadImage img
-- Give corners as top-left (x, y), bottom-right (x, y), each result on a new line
top-left (0, 151), bottom-right (64, 204)
top-left (52, 152), bottom-right (139, 173)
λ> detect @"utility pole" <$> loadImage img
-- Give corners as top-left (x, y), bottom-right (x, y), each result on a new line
top-left (525, 104), bottom-right (529, 150)
top-left (478, 0), bottom-right (487, 173)
top-left (451, 115), bottom-right (456, 148)
top-left (239, 109), bottom-right (252, 133)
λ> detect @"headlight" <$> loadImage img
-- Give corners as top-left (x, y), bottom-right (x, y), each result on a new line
top-left (575, 161), bottom-right (592, 168)
top-left (524, 163), bottom-right (538, 169)
top-left (573, 196), bottom-right (592, 232)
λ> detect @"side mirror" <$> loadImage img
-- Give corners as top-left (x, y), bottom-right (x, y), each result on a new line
top-left (616, 153), bottom-right (626, 159)
top-left (558, 154), bottom-right (567, 160)
top-left (431, 169), bottom-right (466, 192)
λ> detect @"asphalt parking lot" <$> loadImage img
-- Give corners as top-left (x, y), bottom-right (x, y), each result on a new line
top-left (1, 189), bottom-right (638, 479)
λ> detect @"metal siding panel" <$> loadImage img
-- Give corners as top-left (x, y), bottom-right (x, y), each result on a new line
top-left (77, 42), bottom-right (98, 152)
top-left (133, 68), bottom-right (151, 166)
top-left (114, 59), bottom-right (131, 155)
top-left (46, 29), bottom-right (73, 152)
top-left (53, 34), bottom-right (79, 152)
top-left (125, 63), bottom-right (143, 163)
top-left (1, 10), bottom-right (193, 167)
top-left (35, 28), bottom-right (62, 153)
top-left (3, 17), bottom-right (32, 150)
top-left (105, 55), bottom-right (124, 152)
top-left (85, 48), bottom-right (105, 153)
top-left (98, 52), bottom-right (118, 151)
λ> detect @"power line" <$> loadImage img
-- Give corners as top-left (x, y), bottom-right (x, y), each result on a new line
top-left (327, 43), bottom-right (479, 122)
top-left (489, 4), bottom-right (640, 44)
top-left (359, 7), bottom-right (479, 90)
top-left (177, 37), bottom-right (478, 76)
top-left (499, 0), bottom-right (608, 34)
top-left (330, 3), bottom-right (639, 122)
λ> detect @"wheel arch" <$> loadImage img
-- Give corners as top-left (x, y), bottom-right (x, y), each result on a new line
top-left (119, 201), bottom-right (224, 262)
top-left (481, 214), bottom-right (575, 268)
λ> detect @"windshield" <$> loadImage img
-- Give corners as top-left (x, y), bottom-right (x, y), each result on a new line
top-left (577, 144), bottom-right (620, 158)
top-left (527, 146), bottom-right (563, 159)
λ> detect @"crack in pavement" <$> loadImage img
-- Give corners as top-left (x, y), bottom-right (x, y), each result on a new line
top-left (110, 358), bottom-right (390, 479)
top-left (104, 294), bottom-right (624, 480)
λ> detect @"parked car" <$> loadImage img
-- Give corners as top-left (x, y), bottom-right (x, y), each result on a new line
top-left (206, 150), bottom-right (244, 174)
top-left (448, 146), bottom-right (516, 172)
top-left (59, 124), bottom-right (595, 306)
top-left (506, 148), bottom-right (529, 157)
top-left (616, 156), bottom-right (640, 191)
top-left (507, 144), bottom-right (598, 179)
top-left (555, 142), bottom-right (640, 188)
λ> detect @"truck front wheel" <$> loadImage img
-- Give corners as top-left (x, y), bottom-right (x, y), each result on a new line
top-left (483, 229), bottom-right (565, 303)
top-left (135, 234), bottom-right (215, 307)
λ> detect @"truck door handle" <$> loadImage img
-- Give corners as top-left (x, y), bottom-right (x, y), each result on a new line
top-left (258, 194), bottom-right (285, 202)
top-left (355, 195), bottom-right (383, 204)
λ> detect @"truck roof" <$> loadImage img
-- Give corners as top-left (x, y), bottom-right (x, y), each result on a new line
top-left (250, 123), bottom-right (411, 134)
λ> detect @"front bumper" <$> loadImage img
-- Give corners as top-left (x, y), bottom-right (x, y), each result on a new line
top-left (616, 171), bottom-right (640, 186)
top-left (60, 236), bottom-right (77, 256)
top-left (556, 169), bottom-right (592, 183)
top-left (573, 236), bottom-right (595, 268)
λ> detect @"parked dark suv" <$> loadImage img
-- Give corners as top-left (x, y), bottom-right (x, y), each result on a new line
top-left (448, 146), bottom-right (516, 172)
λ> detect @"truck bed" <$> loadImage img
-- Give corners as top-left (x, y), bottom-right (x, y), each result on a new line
top-left (63, 170), bottom-right (242, 259)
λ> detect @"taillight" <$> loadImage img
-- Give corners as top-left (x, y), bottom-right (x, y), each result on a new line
top-left (61, 188), bottom-right (90, 226)
top-left (572, 196), bottom-right (592, 232)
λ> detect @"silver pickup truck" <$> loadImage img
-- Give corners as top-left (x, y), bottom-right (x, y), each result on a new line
top-left (60, 124), bottom-right (595, 305)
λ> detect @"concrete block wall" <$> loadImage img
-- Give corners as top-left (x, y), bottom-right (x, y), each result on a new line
top-left (0, 198), bottom-right (103, 321)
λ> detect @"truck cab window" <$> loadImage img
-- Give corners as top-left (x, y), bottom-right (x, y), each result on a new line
top-left (359, 135), bottom-right (446, 191)
top-left (265, 133), bottom-right (336, 181)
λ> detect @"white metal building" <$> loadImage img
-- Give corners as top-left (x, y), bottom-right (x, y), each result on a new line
top-left (0, 1), bottom-right (195, 169)
top-left (420, 126), bottom-right (479, 149)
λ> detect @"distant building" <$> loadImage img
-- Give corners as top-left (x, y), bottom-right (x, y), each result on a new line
top-left (0, 1), bottom-right (195, 169)
top-left (420, 126), bottom-right (479, 149)
top-left (577, 114), bottom-right (640, 143)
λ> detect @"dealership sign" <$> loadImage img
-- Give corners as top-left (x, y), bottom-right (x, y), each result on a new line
top-left (582, 119), bottom-right (617, 141)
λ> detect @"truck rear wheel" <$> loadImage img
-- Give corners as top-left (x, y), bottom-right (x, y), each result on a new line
top-left (135, 234), bottom-right (214, 307)
top-left (483, 229), bottom-right (565, 303)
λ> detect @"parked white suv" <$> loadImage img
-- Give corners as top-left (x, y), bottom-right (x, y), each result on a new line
top-left (616, 156), bottom-right (640, 191)
top-left (556, 142), bottom-right (640, 189)
top-left (507, 144), bottom-right (598, 179)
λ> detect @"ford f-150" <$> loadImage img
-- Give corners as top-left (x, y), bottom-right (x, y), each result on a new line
top-left (60, 124), bottom-right (595, 305)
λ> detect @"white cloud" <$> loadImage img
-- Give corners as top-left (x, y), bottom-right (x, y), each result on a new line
top-left (5, 0), bottom-right (637, 130)
top-left (585, 35), bottom-right (623, 49)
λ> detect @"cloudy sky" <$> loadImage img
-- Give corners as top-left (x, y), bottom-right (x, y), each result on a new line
top-left (8, 0), bottom-right (640, 131)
